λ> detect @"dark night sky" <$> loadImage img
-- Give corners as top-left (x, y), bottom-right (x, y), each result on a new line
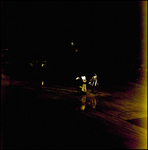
top-left (1, 1), bottom-right (142, 83)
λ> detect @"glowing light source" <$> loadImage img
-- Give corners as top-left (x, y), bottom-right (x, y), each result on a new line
top-left (71, 42), bottom-right (74, 46)
top-left (41, 81), bottom-right (44, 85)
top-left (81, 76), bottom-right (86, 80)
top-left (80, 105), bottom-right (85, 111)
top-left (41, 63), bottom-right (44, 67)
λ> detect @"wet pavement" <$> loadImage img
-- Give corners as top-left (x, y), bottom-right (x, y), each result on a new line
top-left (1, 73), bottom-right (147, 149)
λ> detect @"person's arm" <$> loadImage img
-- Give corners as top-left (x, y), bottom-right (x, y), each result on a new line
top-left (89, 77), bottom-right (92, 84)
top-left (90, 77), bottom-right (93, 82)
top-left (76, 77), bottom-right (80, 80)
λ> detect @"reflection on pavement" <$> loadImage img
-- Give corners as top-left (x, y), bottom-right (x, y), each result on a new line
top-left (88, 98), bottom-right (97, 109)
top-left (80, 95), bottom-right (87, 111)
top-left (78, 95), bottom-right (97, 111)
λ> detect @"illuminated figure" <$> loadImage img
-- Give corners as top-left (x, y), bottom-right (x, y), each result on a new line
top-left (81, 76), bottom-right (87, 93)
top-left (89, 73), bottom-right (98, 93)
top-left (75, 76), bottom-right (87, 93)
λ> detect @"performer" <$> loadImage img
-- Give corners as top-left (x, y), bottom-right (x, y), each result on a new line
top-left (89, 73), bottom-right (98, 93)
top-left (75, 75), bottom-right (87, 93)
top-left (81, 76), bottom-right (87, 93)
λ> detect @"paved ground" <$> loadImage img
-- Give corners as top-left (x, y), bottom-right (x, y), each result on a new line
top-left (1, 73), bottom-right (147, 149)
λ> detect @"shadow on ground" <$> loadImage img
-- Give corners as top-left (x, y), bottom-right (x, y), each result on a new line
top-left (126, 117), bottom-right (147, 130)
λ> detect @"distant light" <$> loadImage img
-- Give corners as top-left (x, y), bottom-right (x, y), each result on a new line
top-left (41, 63), bottom-right (44, 67)
top-left (71, 42), bottom-right (74, 46)
top-left (41, 81), bottom-right (44, 85)
top-left (6, 49), bottom-right (8, 50)
top-left (30, 63), bottom-right (33, 66)
top-left (75, 49), bottom-right (78, 52)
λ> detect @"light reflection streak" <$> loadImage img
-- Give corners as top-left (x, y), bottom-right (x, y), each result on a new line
top-left (138, 1), bottom-right (147, 149)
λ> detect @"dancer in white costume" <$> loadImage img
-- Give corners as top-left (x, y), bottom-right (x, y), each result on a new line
top-left (89, 73), bottom-right (98, 93)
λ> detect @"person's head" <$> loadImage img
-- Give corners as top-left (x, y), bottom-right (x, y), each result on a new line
top-left (81, 76), bottom-right (86, 80)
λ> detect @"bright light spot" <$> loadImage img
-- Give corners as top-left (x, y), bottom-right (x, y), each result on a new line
top-left (80, 105), bottom-right (85, 111)
top-left (76, 77), bottom-right (80, 80)
top-left (94, 75), bottom-right (97, 79)
top-left (41, 81), bottom-right (44, 85)
top-left (81, 76), bottom-right (86, 80)
top-left (41, 63), bottom-right (44, 67)
top-left (71, 42), bottom-right (74, 46)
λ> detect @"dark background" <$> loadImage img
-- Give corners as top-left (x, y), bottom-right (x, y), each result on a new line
top-left (1, 1), bottom-right (142, 86)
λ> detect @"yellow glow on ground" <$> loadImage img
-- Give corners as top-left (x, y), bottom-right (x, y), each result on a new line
top-left (139, 1), bottom-right (147, 149)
